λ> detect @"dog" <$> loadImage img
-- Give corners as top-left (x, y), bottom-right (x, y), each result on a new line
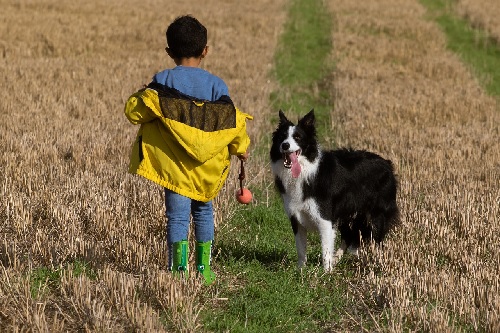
top-left (270, 110), bottom-right (399, 271)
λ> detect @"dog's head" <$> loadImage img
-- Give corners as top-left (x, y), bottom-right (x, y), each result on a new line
top-left (270, 110), bottom-right (318, 177)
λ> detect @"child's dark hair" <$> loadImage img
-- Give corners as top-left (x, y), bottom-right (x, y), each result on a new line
top-left (166, 15), bottom-right (207, 59)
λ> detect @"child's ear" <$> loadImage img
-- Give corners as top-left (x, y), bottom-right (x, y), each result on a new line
top-left (201, 46), bottom-right (209, 58)
top-left (165, 47), bottom-right (174, 59)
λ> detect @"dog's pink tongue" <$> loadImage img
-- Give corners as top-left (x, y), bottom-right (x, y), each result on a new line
top-left (290, 152), bottom-right (301, 178)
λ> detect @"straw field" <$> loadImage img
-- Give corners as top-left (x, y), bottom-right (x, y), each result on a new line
top-left (0, 0), bottom-right (285, 331)
top-left (329, 0), bottom-right (499, 331)
top-left (1, 0), bottom-right (499, 331)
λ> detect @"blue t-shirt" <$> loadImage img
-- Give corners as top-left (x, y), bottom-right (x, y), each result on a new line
top-left (152, 66), bottom-right (229, 101)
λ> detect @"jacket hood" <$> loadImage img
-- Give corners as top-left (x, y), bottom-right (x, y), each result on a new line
top-left (138, 88), bottom-right (252, 163)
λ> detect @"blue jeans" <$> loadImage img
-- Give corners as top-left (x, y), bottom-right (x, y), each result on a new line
top-left (165, 189), bottom-right (214, 266)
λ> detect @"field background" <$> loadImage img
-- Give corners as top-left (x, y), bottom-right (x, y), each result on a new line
top-left (1, 0), bottom-right (499, 332)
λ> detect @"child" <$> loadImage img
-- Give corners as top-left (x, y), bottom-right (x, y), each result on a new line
top-left (124, 15), bottom-right (252, 285)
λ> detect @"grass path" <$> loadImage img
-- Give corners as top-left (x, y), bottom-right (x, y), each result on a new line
top-left (201, 1), bottom-right (350, 332)
top-left (421, 0), bottom-right (500, 96)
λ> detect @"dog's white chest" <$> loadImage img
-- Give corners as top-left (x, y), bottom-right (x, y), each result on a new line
top-left (271, 160), bottom-right (324, 231)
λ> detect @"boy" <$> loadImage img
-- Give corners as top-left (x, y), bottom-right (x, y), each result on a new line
top-left (124, 15), bottom-right (252, 285)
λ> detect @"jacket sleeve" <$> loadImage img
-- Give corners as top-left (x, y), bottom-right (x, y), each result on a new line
top-left (124, 90), bottom-right (162, 125)
top-left (228, 110), bottom-right (253, 156)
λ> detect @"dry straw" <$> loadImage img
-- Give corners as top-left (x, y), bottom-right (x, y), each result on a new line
top-left (329, 0), bottom-right (499, 331)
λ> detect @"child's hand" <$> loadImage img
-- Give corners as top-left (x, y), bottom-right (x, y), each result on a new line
top-left (237, 151), bottom-right (249, 161)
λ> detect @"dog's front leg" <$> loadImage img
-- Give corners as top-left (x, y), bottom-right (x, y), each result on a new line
top-left (318, 221), bottom-right (336, 272)
top-left (291, 216), bottom-right (307, 268)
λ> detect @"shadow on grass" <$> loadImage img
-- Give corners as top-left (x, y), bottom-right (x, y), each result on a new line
top-left (214, 239), bottom-right (293, 272)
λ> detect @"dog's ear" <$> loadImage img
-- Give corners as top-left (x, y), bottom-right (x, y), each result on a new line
top-left (278, 110), bottom-right (288, 123)
top-left (299, 109), bottom-right (315, 128)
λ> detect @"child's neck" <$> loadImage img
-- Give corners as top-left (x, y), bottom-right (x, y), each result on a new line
top-left (175, 57), bottom-right (202, 67)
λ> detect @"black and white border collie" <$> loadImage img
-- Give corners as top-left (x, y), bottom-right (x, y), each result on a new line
top-left (270, 110), bottom-right (399, 271)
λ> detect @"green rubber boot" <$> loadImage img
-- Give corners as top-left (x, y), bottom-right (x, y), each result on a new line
top-left (172, 240), bottom-right (189, 278)
top-left (196, 241), bottom-right (216, 285)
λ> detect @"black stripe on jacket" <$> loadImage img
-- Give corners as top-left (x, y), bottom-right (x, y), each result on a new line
top-left (146, 82), bottom-right (237, 132)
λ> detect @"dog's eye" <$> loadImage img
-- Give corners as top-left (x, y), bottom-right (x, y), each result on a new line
top-left (293, 134), bottom-right (301, 141)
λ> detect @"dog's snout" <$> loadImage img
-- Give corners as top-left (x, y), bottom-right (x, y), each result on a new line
top-left (281, 142), bottom-right (290, 151)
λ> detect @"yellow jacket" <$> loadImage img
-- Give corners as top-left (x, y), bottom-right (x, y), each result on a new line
top-left (125, 86), bottom-right (252, 202)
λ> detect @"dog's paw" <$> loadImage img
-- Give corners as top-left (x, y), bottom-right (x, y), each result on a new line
top-left (322, 255), bottom-right (338, 272)
top-left (332, 247), bottom-right (345, 265)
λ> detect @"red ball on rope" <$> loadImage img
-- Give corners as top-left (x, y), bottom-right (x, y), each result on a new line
top-left (236, 159), bottom-right (252, 204)
top-left (235, 187), bottom-right (253, 204)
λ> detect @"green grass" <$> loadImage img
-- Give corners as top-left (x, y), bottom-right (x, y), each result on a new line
top-left (200, 0), bottom-right (345, 331)
top-left (205, 192), bottom-right (346, 332)
top-left (274, 0), bottom-right (332, 86)
top-left (30, 266), bottom-right (62, 298)
top-left (30, 259), bottom-right (97, 298)
top-left (420, 0), bottom-right (500, 98)
top-left (272, 0), bottom-right (334, 144)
